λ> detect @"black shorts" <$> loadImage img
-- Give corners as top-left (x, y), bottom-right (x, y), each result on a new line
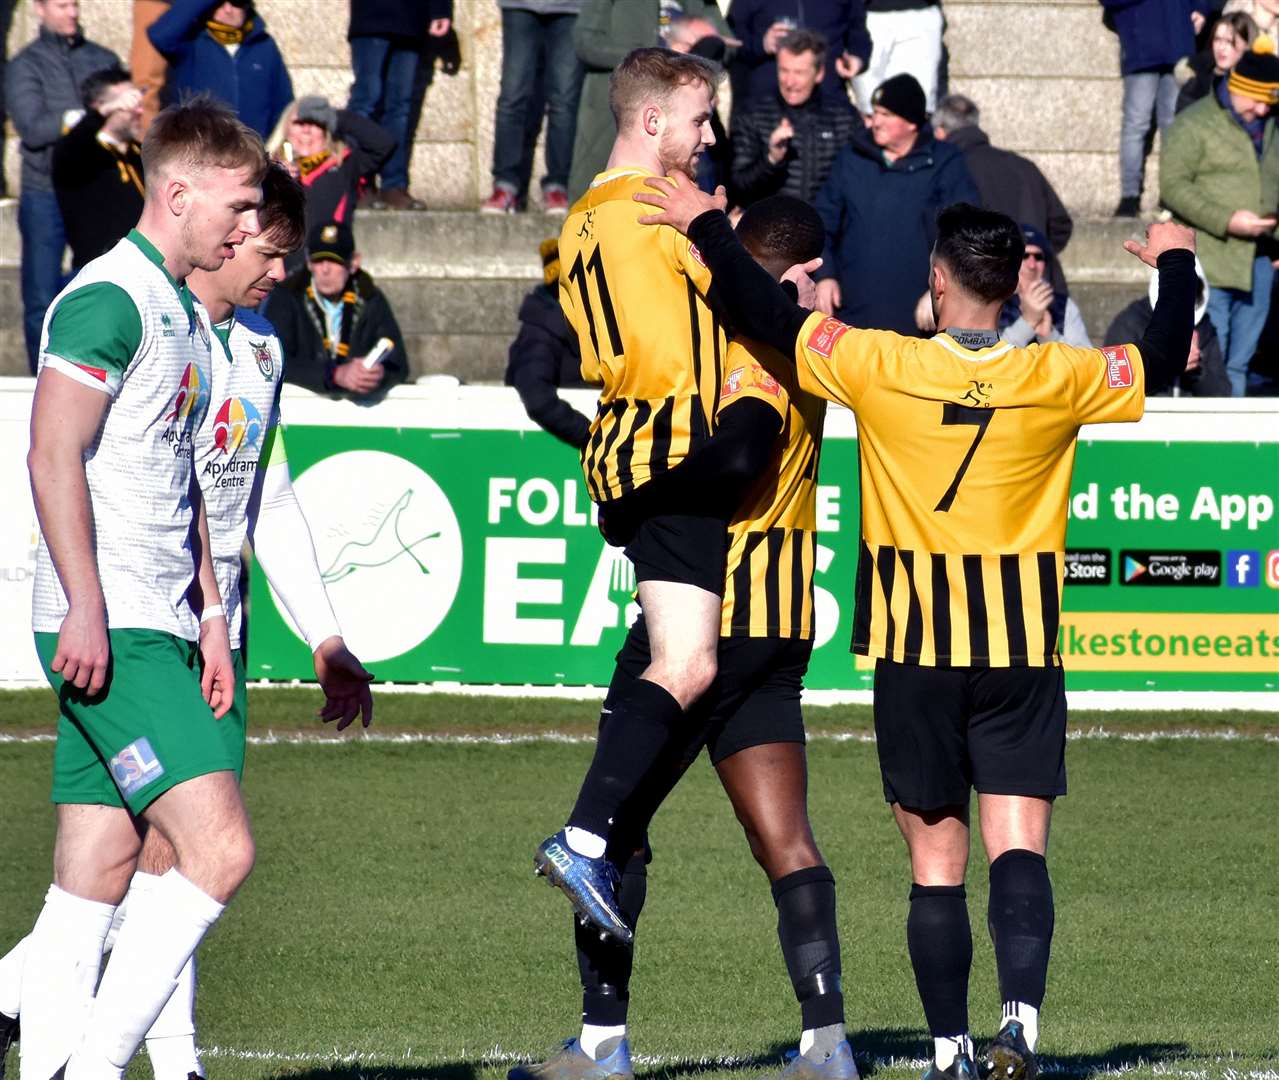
top-left (872, 659), bottom-right (1067, 811)
top-left (623, 513), bottom-right (728, 597)
top-left (610, 615), bottom-right (811, 767)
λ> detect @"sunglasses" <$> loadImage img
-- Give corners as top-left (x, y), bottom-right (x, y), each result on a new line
top-left (1022, 252), bottom-right (1047, 264)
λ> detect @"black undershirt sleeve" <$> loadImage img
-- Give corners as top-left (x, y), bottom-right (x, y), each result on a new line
top-left (688, 210), bottom-right (809, 359)
top-left (598, 398), bottom-right (784, 545)
top-left (1135, 249), bottom-right (1197, 395)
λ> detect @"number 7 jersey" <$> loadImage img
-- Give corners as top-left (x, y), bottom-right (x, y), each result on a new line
top-left (795, 314), bottom-right (1146, 668)
top-left (559, 168), bottom-right (728, 503)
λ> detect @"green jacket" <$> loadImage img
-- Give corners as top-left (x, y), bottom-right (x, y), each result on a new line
top-left (568, 0), bottom-right (732, 201)
top-left (1160, 91), bottom-right (1279, 293)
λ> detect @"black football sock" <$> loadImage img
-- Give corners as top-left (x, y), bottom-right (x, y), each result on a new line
top-left (567, 679), bottom-right (683, 839)
top-left (987, 849), bottom-right (1054, 1013)
top-left (577, 851), bottom-right (648, 1027)
top-left (907, 884), bottom-right (972, 1040)
top-left (773, 866), bottom-right (845, 1033)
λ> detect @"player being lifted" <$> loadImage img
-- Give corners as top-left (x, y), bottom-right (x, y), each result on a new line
top-left (534, 48), bottom-right (739, 941)
top-left (512, 195), bottom-right (856, 1080)
top-left (633, 182), bottom-right (1196, 1080)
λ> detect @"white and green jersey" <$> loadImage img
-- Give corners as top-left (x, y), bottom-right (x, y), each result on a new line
top-left (32, 230), bottom-right (214, 640)
top-left (192, 306), bottom-right (286, 649)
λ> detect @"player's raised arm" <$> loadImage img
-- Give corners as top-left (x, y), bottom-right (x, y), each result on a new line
top-left (635, 177), bottom-right (816, 357)
top-left (1121, 221), bottom-right (1198, 394)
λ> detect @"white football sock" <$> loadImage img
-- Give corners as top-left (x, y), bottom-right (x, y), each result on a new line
top-left (1001, 1001), bottom-right (1039, 1051)
top-left (0, 934), bottom-right (27, 1018)
top-left (19, 885), bottom-right (117, 1080)
top-left (579, 1023), bottom-right (626, 1059)
top-left (145, 955), bottom-right (201, 1079)
top-left (67, 870), bottom-right (223, 1080)
top-left (564, 827), bottom-right (607, 858)
top-left (934, 1034), bottom-right (973, 1070)
top-left (102, 871), bottom-right (158, 954)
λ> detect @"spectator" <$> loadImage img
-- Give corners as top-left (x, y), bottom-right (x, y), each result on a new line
top-left (933, 93), bottom-right (1074, 294)
top-left (0, 0), bottom-right (17, 197)
top-left (5, 0), bottom-right (119, 373)
top-left (1105, 258), bottom-right (1232, 395)
top-left (482, 1), bottom-right (584, 216)
top-left (1161, 47), bottom-right (1279, 395)
top-left (731, 30), bottom-right (860, 207)
top-left (505, 239), bottom-right (592, 448)
top-left (130, 0), bottom-right (170, 131)
top-left (267, 96), bottom-right (394, 257)
top-left (813, 73), bottom-right (979, 335)
top-left (269, 220), bottom-right (410, 400)
top-left (346, 0), bottom-right (452, 211)
top-left (51, 66), bottom-right (145, 270)
top-left (853, 0), bottom-right (944, 114)
top-left (727, 0), bottom-right (870, 112)
top-left (1176, 12), bottom-right (1257, 112)
top-left (568, 0), bottom-right (733, 201)
top-left (148, 0), bottom-right (292, 139)
top-left (999, 226), bottom-right (1092, 348)
top-left (1224, 0), bottom-right (1278, 52)
top-left (1100, 0), bottom-right (1208, 217)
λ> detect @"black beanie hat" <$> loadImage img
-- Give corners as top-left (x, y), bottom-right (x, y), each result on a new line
top-left (871, 73), bottom-right (927, 127)
top-left (1229, 46), bottom-right (1279, 105)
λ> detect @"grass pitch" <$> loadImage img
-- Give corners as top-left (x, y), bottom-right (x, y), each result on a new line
top-left (0, 689), bottom-right (1276, 1080)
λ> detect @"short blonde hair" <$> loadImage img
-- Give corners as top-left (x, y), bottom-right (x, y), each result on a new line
top-left (609, 48), bottom-right (722, 129)
top-left (142, 94), bottom-right (268, 185)
top-left (265, 99), bottom-right (348, 163)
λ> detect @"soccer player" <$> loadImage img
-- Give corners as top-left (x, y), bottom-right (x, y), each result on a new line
top-left (534, 47), bottom-right (737, 942)
top-left (18, 97), bottom-right (264, 1080)
top-left (515, 196), bottom-right (856, 1080)
top-left (633, 183), bottom-right (1196, 1080)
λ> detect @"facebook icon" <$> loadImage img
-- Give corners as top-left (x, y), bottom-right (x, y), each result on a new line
top-left (1227, 550), bottom-right (1260, 587)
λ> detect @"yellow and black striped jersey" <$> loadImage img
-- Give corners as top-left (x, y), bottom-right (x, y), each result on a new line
top-left (559, 168), bottom-right (728, 503)
top-left (718, 339), bottom-right (827, 640)
top-left (794, 314), bottom-right (1146, 667)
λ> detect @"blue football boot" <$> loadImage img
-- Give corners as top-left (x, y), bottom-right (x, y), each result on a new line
top-left (922, 1053), bottom-right (979, 1080)
top-left (760, 1039), bottom-right (860, 1080)
top-left (534, 831), bottom-right (633, 944)
top-left (981, 1021), bottom-right (1038, 1080)
top-left (508, 1038), bottom-right (634, 1080)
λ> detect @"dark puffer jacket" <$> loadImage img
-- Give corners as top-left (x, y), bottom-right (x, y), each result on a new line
top-left (504, 284), bottom-right (591, 449)
top-left (814, 123), bottom-right (980, 336)
top-left (730, 90), bottom-right (860, 206)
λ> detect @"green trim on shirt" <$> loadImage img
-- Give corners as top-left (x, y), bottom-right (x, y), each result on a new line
top-left (44, 282), bottom-right (144, 375)
top-left (127, 228), bottom-right (195, 324)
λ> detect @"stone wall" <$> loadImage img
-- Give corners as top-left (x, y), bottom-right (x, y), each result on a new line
top-left (2, 0), bottom-right (1157, 217)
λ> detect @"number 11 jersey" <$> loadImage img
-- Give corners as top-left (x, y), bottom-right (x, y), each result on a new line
top-left (559, 168), bottom-right (728, 503)
top-left (794, 314), bottom-right (1146, 668)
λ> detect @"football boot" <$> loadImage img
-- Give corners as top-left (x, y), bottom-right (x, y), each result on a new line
top-left (508, 1038), bottom-right (634, 1080)
top-left (534, 831), bottom-right (633, 944)
top-left (922, 1053), bottom-right (979, 1080)
top-left (0, 1013), bottom-right (18, 1080)
top-left (981, 1020), bottom-right (1038, 1080)
top-left (759, 1039), bottom-right (860, 1080)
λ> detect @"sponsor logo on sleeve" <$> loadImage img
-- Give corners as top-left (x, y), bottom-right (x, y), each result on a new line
top-left (1102, 345), bottom-right (1134, 389)
top-left (752, 364), bottom-right (782, 397)
top-left (806, 317), bottom-right (850, 359)
top-left (1120, 550), bottom-right (1220, 586)
top-left (109, 737), bottom-right (165, 798)
top-left (721, 366), bottom-right (745, 398)
top-left (688, 243), bottom-right (707, 268)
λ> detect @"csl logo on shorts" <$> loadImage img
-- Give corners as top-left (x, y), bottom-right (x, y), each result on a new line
top-left (1120, 550), bottom-right (1220, 586)
top-left (1102, 345), bottom-right (1133, 389)
top-left (109, 737), bottom-right (165, 798)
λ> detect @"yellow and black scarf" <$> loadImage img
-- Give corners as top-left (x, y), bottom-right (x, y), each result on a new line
top-left (297, 150), bottom-right (332, 179)
top-left (306, 283), bottom-right (358, 359)
top-left (206, 16), bottom-right (254, 46)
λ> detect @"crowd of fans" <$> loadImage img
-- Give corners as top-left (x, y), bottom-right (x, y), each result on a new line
top-left (2, 0), bottom-right (1277, 401)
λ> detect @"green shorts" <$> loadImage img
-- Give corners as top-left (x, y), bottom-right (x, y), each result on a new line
top-left (36, 629), bottom-right (248, 815)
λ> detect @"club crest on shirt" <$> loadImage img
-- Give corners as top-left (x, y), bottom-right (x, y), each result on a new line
top-left (251, 340), bottom-right (274, 379)
top-left (806, 316), bottom-right (849, 358)
top-left (1102, 345), bottom-right (1134, 388)
top-left (193, 313), bottom-right (210, 348)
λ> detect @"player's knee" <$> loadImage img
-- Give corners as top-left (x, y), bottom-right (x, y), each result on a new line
top-left (677, 651), bottom-right (717, 703)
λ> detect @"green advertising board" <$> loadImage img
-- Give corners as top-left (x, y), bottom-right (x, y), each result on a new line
top-left (247, 391), bottom-right (1279, 694)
